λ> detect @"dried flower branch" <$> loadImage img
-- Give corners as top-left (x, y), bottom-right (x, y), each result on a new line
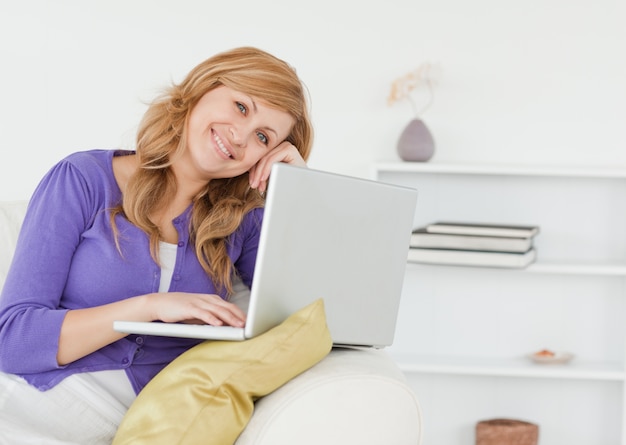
top-left (388, 63), bottom-right (441, 117)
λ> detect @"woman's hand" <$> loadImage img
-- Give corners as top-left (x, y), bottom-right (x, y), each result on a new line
top-left (248, 141), bottom-right (307, 193)
top-left (150, 292), bottom-right (247, 328)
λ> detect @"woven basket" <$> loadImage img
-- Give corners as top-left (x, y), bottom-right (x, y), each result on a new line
top-left (476, 418), bottom-right (538, 445)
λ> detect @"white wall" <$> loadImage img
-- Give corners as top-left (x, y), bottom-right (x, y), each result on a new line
top-left (0, 0), bottom-right (624, 201)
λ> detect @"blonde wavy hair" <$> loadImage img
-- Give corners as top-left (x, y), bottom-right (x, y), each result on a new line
top-left (112, 47), bottom-right (313, 295)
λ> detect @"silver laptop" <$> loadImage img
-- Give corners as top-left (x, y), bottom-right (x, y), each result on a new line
top-left (114, 163), bottom-right (417, 348)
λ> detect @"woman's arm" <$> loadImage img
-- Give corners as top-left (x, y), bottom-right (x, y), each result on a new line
top-left (57, 291), bottom-right (245, 365)
top-left (0, 159), bottom-right (95, 374)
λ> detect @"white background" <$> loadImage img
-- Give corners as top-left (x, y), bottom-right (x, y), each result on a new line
top-left (0, 0), bottom-right (624, 200)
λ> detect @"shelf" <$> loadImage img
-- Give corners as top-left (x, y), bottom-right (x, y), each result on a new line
top-left (390, 354), bottom-right (626, 381)
top-left (528, 261), bottom-right (626, 276)
top-left (406, 260), bottom-right (626, 276)
top-left (374, 161), bottom-right (626, 179)
top-left (376, 162), bottom-right (626, 444)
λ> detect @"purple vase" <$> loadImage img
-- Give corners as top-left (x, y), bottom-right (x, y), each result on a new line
top-left (396, 119), bottom-right (435, 162)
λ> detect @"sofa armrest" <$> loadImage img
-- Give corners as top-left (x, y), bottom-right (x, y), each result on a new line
top-left (235, 347), bottom-right (422, 445)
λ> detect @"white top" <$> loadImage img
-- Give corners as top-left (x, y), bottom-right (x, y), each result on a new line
top-left (158, 241), bottom-right (178, 292)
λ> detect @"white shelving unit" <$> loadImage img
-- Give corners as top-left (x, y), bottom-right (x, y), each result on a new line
top-left (373, 161), bottom-right (626, 445)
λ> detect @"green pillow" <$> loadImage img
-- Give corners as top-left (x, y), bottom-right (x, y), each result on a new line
top-left (112, 298), bottom-right (332, 445)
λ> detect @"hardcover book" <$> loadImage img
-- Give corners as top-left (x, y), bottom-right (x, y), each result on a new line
top-left (425, 222), bottom-right (540, 238)
top-left (410, 228), bottom-right (533, 253)
top-left (407, 247), bottom-right (537, 268)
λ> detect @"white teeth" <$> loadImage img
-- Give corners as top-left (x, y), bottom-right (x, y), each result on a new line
top-left (213, 133), bottom-right (232, 158)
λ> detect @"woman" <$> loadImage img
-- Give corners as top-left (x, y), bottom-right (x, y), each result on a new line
top-left (0, 46), bottom-right (313, 444)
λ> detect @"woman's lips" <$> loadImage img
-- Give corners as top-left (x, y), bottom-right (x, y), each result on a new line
top-left (213, 130), bottom-right (233, 158)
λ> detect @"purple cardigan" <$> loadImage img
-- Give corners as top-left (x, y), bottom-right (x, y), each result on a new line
top-left (0, 150), bottom-right (263, 393)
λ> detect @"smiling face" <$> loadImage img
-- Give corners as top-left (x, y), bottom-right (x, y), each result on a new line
top-left (181, 85), bottom-right (295, 182)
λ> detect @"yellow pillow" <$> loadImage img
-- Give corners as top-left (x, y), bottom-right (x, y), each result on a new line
top-left (112, 298), bottom-right (332, 445)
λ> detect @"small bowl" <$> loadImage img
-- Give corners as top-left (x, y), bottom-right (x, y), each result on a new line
top-left (528, 351), bottom-right (574, 364)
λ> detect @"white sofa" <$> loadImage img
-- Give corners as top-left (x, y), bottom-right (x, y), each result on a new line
top-left (0, 201), bottom-right (422, 445)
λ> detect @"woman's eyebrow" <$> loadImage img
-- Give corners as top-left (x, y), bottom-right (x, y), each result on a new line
top-left (248, 95), bottom-right (278, 139)
top-left (248, 95), bottom-right (258, 113)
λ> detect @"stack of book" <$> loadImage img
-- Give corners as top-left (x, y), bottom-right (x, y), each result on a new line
top-left (407, 221), bottom-right (540, 268)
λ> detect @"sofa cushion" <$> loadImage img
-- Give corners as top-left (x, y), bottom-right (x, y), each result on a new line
top-left (112, 298), bottom-right (332, 445)
top-left (0, 201), bottom-right (27, 287)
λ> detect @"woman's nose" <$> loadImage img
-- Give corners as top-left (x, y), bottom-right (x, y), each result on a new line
top-left (229, 126), bottom-right (249, 148)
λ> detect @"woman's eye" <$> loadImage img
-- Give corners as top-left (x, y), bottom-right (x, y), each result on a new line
top-left (236, 102), bottom-right (247, 115)
top-left (256, 132), bottom-right (268, 145)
